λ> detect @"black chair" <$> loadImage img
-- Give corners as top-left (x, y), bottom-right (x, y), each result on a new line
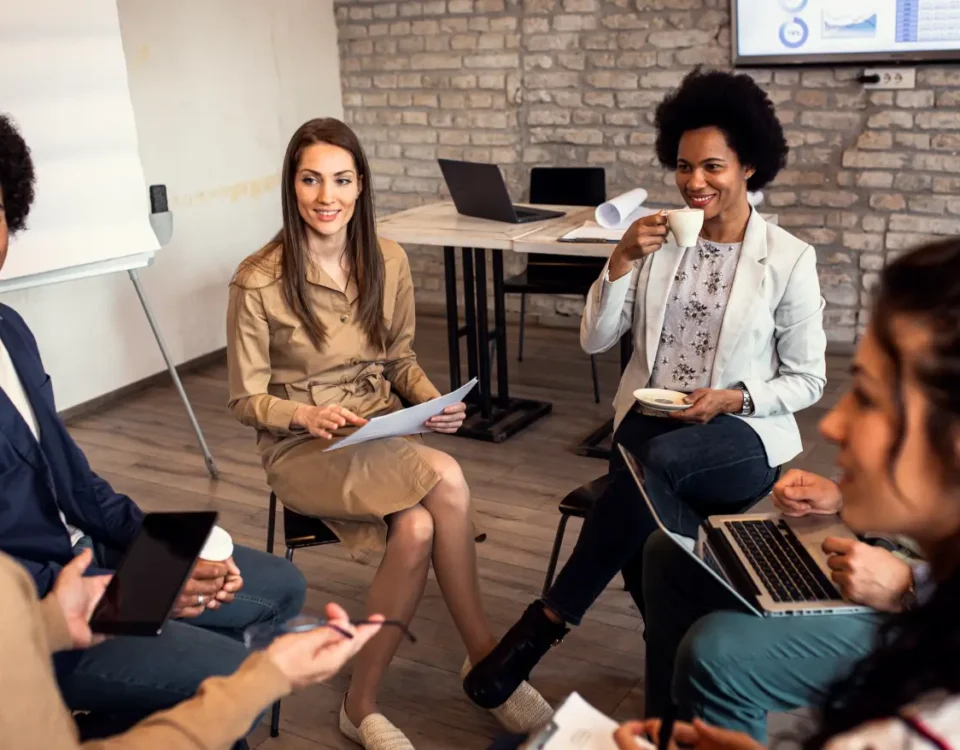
top-left (542, 467), bottom-right (782, 595)
top-left (503, 166), bottom-right (607, 404)
top-left (265, 492), bottom-right (340, 737)
top-left (542, 475), bottom-right (610, 595)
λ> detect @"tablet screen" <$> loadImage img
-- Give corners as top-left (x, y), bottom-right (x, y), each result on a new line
top-left (90, 511), bottom-right (217, 636)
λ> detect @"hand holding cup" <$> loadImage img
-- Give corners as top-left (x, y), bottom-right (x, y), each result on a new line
top-left (609, 211), bottom-right (669, 280)
top-left (173, 526), bottom-right (235, 618)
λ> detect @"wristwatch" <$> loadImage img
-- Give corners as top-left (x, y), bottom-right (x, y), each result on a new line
top-left (734, 383), bottom-right (754, 416)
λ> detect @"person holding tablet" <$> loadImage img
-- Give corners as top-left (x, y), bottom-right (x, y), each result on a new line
top-left (465, 67), bottom-right (827, 709)
top-left (0, 113), bottom-right (306, 745)
top-left (0, 545), bottom-right (383, 749)
top-left (227, 117), bottom-right (551, 749)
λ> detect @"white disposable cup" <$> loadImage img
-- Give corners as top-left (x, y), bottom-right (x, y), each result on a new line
top-left (199, 525), bottom-right (234, 562)
top-left (667, 208), bottom-right (705, 247)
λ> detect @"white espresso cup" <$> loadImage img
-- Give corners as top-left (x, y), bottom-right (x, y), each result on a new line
top-left (666, 208), bottom-right (705, 247)
top-left (199, 525), bottom-right (234, 562)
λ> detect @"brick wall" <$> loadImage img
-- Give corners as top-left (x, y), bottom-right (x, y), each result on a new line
top-left (335, 0), bottom-right (960, 346)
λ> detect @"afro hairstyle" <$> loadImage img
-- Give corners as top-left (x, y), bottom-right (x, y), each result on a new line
top-left (0, 113), bottom-right (37, 234)
top-left (654, 67), bottom-right (788, 192)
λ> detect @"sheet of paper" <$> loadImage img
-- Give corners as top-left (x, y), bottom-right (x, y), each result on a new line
top-left (561, 214), bottom-right (656, 242)
top-left (324, 378), bottom-right (478, 452)
top-left (524, 692), bottom-right (653, 750)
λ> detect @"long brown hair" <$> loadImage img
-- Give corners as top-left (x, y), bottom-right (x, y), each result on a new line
top-left (240, 118), bottom-right (384, 349)
top-left (805, 238), bottom-right (960, 748)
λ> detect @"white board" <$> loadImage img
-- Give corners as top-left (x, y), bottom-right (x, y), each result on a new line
top-left (0, 0), bottom-right (159, 287)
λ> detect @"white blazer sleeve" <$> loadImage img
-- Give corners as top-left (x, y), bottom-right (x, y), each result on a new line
top-left (580, 259), bottom-right (640, 355)
top-left (743, 245), bottom-right (827, 418)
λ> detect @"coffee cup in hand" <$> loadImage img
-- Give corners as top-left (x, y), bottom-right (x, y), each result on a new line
top-left (199, 525), bottom-right (234, 563)
top-left (666, 208), bottom-right (705, 247)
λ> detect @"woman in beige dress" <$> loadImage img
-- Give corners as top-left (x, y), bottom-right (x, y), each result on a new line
top-left (226, 118), bottom-right (551, 749)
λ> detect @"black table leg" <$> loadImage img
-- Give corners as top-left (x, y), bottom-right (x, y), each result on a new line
top-left (461, 249), bottom-right (479, 384)
top-left (492, 250), bottom-right (510, 408)
top-left (443, 246), bottom-right (460, 392)
top-left (452, 247), bottom-right (552, 443)
top-left (473, 248), bottom-right (493, 417)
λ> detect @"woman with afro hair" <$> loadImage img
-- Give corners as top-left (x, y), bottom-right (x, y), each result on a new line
top-left (465, 68), bottom-right (827, 712)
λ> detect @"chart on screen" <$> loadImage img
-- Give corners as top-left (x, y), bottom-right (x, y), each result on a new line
top-left (735, 0), bottom-right (960, 62)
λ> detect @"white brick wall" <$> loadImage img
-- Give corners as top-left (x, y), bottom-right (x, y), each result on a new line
top-left (336, 0), bottom-right (960, 345)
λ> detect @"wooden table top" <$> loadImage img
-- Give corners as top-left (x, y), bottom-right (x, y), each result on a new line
top-left (377, 201), bottom-right (777, 257)
top-left (376, 201), bottom-right (577, 251)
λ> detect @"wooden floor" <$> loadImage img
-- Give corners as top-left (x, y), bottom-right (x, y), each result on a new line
top-left (66, 317), bottom-right (850, 749)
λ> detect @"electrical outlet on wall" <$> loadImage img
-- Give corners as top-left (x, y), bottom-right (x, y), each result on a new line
top-left (860, 67), bottom-right (917, 89)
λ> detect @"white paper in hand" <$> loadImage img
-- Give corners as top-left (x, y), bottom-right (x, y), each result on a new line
top-left (524, 692), bottom-right (654, 749)
top-left (324, 378), bottom-right (478, 452)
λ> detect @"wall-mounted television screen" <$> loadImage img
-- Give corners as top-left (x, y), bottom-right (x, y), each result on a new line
top-left (732, 0), bottom-right (960, 66)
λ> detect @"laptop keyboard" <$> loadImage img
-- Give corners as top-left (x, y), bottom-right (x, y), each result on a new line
top-left (727, 520), bottom-right (840, 603)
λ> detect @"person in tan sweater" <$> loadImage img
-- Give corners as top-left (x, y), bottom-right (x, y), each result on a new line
top-left (0, 112), bottom-right (307, 745)
top-left (0, 546), bottom-right (382, 749)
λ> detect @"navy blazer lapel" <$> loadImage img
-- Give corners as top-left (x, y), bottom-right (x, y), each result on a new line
top-left (644, 243), bottom-right (686, 374)
top-left (710, 211), bottom-right (769, 385)
top-left (0, 317), bottom-right (45, 469)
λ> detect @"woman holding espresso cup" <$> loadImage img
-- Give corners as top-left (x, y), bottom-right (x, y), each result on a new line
top-left (465, 68), bottom-right (827, 709)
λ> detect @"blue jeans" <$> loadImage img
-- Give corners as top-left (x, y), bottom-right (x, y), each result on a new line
top-left (57, 544), bottom-right (306, 736)
top-left (544, 410), bottom-right (778, 624)
top-left (642, 531), bottom-right (882, 741)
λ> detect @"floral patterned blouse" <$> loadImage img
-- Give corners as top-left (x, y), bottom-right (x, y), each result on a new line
top-left (648, 237), bottom-right (743, 392)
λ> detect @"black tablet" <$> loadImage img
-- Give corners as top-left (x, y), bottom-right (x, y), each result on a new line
top-left (90, 511), bottom-right (218, 636)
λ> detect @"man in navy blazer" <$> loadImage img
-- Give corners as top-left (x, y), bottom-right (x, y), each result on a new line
top-left (0, 114), bottom-right (305, 741)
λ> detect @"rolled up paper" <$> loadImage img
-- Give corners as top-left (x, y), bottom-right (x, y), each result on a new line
top-left (595, 188), bottom-right (650, 229)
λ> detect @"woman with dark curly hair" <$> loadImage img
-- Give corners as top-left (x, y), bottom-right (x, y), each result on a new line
top-left (614, 237), bottom-right (960, 749)
top-left (465, 68), bottom-right (827, 709)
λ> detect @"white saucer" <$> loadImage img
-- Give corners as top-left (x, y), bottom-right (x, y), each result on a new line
top-left (633, 388), bottom-right (691, 412)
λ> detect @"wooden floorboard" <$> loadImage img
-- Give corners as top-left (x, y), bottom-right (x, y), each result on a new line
top-left (65, 315), bottom-right (848, 748)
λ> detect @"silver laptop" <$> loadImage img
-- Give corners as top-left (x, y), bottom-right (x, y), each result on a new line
top-left (619, 445), bottom-right (869, 617)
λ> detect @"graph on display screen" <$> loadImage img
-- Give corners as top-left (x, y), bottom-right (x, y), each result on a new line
top-left (733, 0), bottom-right (960, 65)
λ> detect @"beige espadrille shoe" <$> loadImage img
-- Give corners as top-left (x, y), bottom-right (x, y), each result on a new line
top-left (461, 658), bottom-right (554, 734)
top-left (339, 699), bottom-right (415, 750)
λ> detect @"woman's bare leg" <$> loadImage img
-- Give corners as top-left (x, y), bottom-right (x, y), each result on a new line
top-left (344, 505), bottom-right (434, 725)
top-left (412, 443), bottom-right (497, 664)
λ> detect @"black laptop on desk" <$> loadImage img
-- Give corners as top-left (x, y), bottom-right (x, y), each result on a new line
top-left (438, 159), bottom-right (566, 224)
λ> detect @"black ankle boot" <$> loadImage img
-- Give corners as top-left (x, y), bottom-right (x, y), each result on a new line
top-left (463, 600), bottom-right (569, 709)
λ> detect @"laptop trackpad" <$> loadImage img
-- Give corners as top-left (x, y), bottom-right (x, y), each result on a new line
top-left (783, 514), bottom-right (855, 572)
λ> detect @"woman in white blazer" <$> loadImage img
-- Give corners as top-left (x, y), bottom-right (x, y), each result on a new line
top-left (465, 68), bottom-right (828, 710)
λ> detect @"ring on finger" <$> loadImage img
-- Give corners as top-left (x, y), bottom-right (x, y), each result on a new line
top-left (197, 594), bottom-right (205, 606)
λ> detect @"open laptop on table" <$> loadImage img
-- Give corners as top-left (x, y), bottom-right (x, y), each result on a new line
top-left (619, 445), bottom-right (869, 617)
top-left (438, 158), bottom-right (566, 224)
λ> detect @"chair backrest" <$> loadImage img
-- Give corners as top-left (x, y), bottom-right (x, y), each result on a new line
top-left (529, 166), bottom-right (606, 207)
top-left (528, 167), bottom-right (607, 271)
